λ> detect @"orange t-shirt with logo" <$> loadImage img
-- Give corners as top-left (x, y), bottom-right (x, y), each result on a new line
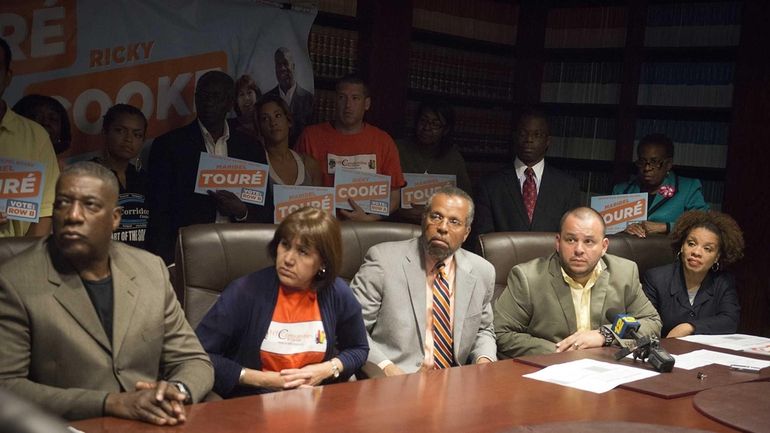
top-left (260, 286), bottom-right (327, 372)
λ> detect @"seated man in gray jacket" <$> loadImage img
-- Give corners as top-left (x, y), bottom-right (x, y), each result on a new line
top-left (0, 162), bottom-right (213, 424)
top-left (351, 186), bottom-right (496, 375)
top-left (494, 207), bottom-right (661, 358)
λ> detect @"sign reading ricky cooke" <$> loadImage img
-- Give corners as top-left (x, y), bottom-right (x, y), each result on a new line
top-left (333, 168), bottom-right (391, 216)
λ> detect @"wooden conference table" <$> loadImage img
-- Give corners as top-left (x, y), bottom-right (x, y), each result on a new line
top-left (72, 352), bottom-right (744, 433)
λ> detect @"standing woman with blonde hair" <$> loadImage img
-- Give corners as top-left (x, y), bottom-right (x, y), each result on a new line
top-left (642, 210), bottom-right (744, 337)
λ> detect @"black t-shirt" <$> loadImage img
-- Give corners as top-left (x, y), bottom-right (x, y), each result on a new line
top-left (82, 275), bottom-right (114, 343)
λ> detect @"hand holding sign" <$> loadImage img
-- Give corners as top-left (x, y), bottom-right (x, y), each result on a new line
top-left (207, 190), bottom-right (248, 220)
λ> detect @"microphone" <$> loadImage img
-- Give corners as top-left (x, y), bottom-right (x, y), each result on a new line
top-left (605, 308), bottom-right (675, 373)
top-left (605, 308), bottom-right (641, 339)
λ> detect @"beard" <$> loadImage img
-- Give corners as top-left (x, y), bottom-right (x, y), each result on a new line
top-left (420, 235), bottom-right (453, 262)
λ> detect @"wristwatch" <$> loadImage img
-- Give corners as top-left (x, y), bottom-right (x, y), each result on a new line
top-left (598, 326), bottom-right (614, 347)
top-left (330, 360), bottom-right (341, 379)
top-left (169, 381), bottom-right (192, 404)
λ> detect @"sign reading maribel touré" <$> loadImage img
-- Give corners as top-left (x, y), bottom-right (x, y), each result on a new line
top-left (194, 152), bottom-right (269, 205)
top-left (590, 193), bottom-right (648, 234)
top-left (0, 157), bottom-right (46, 223)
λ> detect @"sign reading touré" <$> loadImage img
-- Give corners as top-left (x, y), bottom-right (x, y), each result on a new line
top-left (590, 193), bottom-right (648, 234)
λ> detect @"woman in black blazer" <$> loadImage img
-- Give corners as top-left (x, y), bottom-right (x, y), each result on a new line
top-left (642, 210), bottom-right (744, 337)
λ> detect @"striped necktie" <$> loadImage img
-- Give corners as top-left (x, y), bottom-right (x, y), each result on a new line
top-left (432, 262), bottom-right (454, 369)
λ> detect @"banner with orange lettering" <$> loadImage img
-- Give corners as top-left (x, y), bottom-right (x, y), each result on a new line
top-left (2, 0), bottom-right (316, 157)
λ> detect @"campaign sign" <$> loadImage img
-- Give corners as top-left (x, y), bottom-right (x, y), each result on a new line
top-left (0, 158), bottom-right (45, 223)
top-left (401, 173), bottom-right (456, 209)
top-left (333, 168), bottom-right (391, 216)
top-left (273, 185), bottom-right (336, 223)
top-left (194, 153), bottom-right (269, 205)
top-left (590, 193), bottom-right (648, 234)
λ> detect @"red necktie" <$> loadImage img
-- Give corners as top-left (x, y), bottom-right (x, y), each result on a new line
top-left (523, 167), bottom-right (537, 223)
top-left (432, 263), bottom-right (454, 369)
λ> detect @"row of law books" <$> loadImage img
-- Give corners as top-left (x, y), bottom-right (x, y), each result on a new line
top-left (548, 115), bottom-right (617, 161)
top-left (309, 26), bottom-right (358, 80)
top-left (545, 6), bottom-right (627, 49)
top-left (645, 1), bottom-right (742, 47)
top-left (405, 101), bottom-right (513, 156)
top-left (635, 118), bottom-right (729, 169)
top-left (701, 179), bottom-right (725, 210)
top-left (637, 62), bottom-right (734, 108)
top-left (541, 61), bottom-right (623, 104)
top-left (569, 170), bottom-right (614, 197)
top-left (311, 90), bottom-right (336, 124)
top-left (316, 0), bottom-right (356, 17)
top-left (409, 43), bottom-right (514, 101)
top-left (412, 0), bottom-right (518, 45)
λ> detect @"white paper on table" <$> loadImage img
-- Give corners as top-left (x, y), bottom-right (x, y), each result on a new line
top-left (679, 334), bottom-right (770, 351)
top-left (671, 349), bottom-right (770, 370)
top-left (522, 358), bottom-right (659, 393)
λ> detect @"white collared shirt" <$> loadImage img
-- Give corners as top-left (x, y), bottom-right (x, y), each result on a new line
top-left (197, 119), bottom-right (231, 223)
top-left (198, 119), bottom-right (230, 157)
top-left (279, 82), bottom-right (297, 106)
top-left (514, 157), bottom-right (545, 194)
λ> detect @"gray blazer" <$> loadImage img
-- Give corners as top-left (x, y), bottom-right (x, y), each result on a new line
top-left (0, 239), bottom-right (214, 420)
top-left (351, 238), bottom-right (497, 373)
top-left (494, 253), bottom-right (662, 358)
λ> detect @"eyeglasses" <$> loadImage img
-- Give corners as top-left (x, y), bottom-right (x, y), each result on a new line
top-left (517, 130), bottom-right (548, 140)
top-left (427, 212), bottom-right (466, 229)
top-left (417, 117), bottom-right (445, 131)
top-left (634, 158), bottom-right (669, 169)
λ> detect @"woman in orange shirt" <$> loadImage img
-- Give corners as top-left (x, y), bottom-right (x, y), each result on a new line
top-left (196, 207), bottom-right (368, 398)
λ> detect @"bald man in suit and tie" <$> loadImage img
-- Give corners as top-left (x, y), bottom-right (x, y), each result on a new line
top-left (351, 187), bottom-right (496, 375)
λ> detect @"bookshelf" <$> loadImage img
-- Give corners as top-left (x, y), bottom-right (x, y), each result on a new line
top-left (405, 0), bottom-right (519, 178)
top-left (306, 0), bottom-right (770, 336)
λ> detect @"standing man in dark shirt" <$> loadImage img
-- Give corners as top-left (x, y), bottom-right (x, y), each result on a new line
top-left (146, 71), bottom-right (271, 264)
top-left (264, 47), bottom-right (313, 147)
top-left (471, 108), bottom-right (580, 246)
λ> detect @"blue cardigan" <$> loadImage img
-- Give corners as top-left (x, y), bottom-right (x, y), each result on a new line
top-left (195, 266), bottom-right (369, 398)
top-left (612, 172), bottom-right (709, 225)
top-left (642, 262), bottom-right (740, 336)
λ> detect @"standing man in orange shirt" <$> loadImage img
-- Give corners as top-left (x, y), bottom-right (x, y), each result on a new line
top-left (297, 74), bottom-right (405, 221)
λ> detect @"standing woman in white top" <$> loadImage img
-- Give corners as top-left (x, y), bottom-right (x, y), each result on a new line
top-left (256, 95), bottom-right (321, 186)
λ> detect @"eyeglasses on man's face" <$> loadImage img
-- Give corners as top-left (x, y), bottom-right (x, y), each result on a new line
top-left (427, 212), bottom-right (465, 229)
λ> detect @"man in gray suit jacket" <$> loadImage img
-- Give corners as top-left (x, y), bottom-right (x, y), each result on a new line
top-left (351, 186), bottom-right (497, 375)
top-left (0, 162), bottom-right (213, 423)
top-left (494, 207), bottom-right (661, 358)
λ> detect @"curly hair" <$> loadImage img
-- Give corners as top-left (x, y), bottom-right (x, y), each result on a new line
top-left (670, 210), bottom-right (744, 267)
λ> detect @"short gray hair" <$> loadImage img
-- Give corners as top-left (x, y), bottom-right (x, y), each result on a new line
top-left (59, 161), bottom-right (120, 205)
top-left (425, 186), bottom-right (474, 226)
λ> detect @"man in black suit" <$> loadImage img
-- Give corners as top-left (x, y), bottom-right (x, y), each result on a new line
top-left (264, 47), bottom-right (313, 146)
top-left (146, 71), bottom-right (271, 264)
top-left (471, 109), bottom-right (580, 247)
